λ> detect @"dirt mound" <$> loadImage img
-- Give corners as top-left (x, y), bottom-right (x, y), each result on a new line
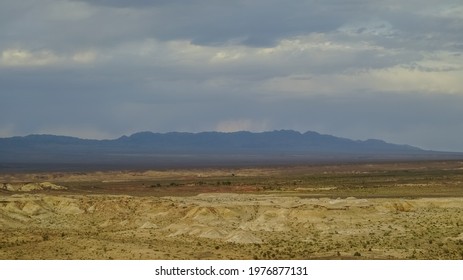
top-left (181, 206), bottom-right (242, 226)
top-left (0, 195), bottom-right (83, 227)
top-left (198, 228), bottom-right (230, 239)
top-left (240, 209), bottom-right (289, 232)
top-left (166, 224), bottom-right (226, 239)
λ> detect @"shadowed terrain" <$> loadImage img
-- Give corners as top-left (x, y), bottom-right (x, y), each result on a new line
top-left (2, 131), bottom-right (461, 172)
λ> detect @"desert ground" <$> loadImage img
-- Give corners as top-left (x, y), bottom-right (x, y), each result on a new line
top-left (1, 160), bottom-right (463, 260)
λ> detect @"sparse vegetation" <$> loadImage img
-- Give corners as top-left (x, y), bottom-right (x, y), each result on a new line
top-left (1, 161), bottom-right (463, 259)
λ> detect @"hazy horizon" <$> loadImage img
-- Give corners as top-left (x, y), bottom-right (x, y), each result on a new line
top-left (1, 1), bottom-right (462, 152)
top-left (3, 129), bottom-right (461, 154)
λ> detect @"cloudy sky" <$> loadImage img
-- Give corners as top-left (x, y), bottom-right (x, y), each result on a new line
top-left (1, 0), bottom-right (463, 151)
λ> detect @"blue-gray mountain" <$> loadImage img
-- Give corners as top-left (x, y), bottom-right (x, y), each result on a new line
top-left (0, 130), bottom-right (460, 171)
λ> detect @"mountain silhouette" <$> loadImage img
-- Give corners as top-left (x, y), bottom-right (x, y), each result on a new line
top-left (0, 130), bottom-right (460, 171)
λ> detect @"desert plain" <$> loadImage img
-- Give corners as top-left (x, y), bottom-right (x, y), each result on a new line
top-left (1, 160), bottom-right (463, 260)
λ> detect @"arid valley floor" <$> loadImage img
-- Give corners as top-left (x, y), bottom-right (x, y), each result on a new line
top-left (1, 161), bottom-right (463, 260)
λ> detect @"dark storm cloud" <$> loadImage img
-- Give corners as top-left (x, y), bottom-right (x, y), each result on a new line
top-left (2, 0), bottom-right (461, 51)
top-left (63, 0), bottom-right (463, 48)
top-left (71, 0), bottom-right (174, 8)
top-left (56, 0), bottom-right (351, 47)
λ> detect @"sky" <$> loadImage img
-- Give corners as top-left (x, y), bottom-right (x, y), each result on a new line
top-left (1, 0), bottom-right (463, 151)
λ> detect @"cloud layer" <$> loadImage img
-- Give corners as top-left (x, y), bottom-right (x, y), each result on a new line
top-left (1, 0), bottom-right (463, 151)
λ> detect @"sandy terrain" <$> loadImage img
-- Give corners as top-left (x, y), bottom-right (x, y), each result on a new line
top-left (1, 161), bottom-right (463, 259)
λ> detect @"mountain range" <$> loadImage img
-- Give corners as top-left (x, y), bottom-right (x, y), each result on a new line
top-left (0, 130), bottom-right (461, 171)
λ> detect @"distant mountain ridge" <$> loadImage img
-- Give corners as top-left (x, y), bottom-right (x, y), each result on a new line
top-left (113, 130), bottom-right (422, 153)
top-left (0, 130), bottom-right (460, 171)
top-left (1, 130), bottom-right (421, 153)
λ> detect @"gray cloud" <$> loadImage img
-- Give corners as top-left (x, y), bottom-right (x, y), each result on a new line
top-left (2, 0), bottom-right (461, 52)
top-left (71, 0), bottom-right (175, 8)
top-left (60, 0), bottom-right (463, 49)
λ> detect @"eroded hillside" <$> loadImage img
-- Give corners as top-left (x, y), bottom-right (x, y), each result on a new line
top-left (1, 193), bottom-right (463, 259)
top-left (1, 161), bottom-right (463, 259)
